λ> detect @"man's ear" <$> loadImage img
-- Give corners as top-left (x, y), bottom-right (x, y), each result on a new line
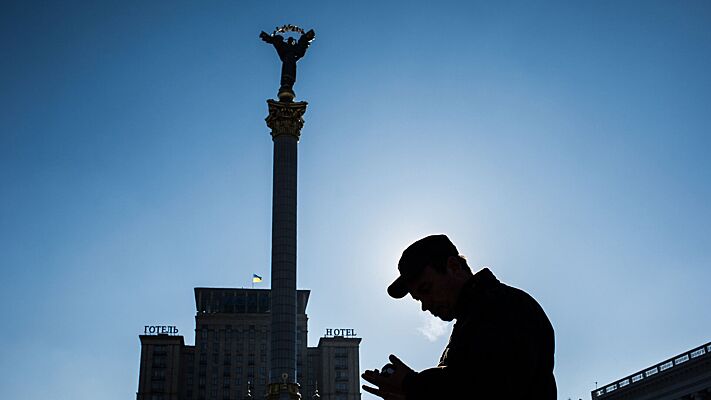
top-left (446, 255), bottom-right (462, 273)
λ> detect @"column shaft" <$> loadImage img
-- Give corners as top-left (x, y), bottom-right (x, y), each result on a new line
top-left (270, 134), bottom-right (298, 383)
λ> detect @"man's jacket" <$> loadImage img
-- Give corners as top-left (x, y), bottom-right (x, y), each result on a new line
top-left (402, 268), bottom-right (557, 399)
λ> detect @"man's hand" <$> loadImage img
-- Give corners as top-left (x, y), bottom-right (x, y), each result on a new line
top-left (362, 355), bottom-right (414, 400)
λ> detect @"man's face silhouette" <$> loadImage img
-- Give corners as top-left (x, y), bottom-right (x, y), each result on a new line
top-left (405, 258), bottom-right (467, 322)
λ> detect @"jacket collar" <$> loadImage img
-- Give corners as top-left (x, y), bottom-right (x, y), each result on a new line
top-left (453, 268), bottom-right (500, 319)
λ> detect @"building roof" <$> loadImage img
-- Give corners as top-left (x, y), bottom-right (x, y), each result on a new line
top-left (593, 341), bottom-right (711, 399)
top-left (194, 287), bottom-right (311, 314)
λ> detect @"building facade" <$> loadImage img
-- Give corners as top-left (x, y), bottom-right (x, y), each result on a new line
top-left (593, 342), bottom-right (711, 400)
top-left (137, 288), bottom-right (361, 400)
top-left (305, 337), bottom-right (362, 400)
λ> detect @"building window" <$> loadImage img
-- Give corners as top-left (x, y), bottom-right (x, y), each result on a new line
top-left (247, 295), bottom-right (258, 313)
top-left (259, 293), bottom-right (270, 312)
top-left (152, 369), bottom-right (166, 380)
top-left (235, 294), bottom-right (245, 312)
top-left (152, 356), bottom-right (167, 368)
top-left (151, 381), bottom-right (165, 392)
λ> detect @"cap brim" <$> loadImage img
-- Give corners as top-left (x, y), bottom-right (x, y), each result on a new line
top-left (387, 276), bottom-right (409, 299)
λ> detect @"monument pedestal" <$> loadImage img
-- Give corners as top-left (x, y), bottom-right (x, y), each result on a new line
top-left (266, 382), bottom-right (302, 400)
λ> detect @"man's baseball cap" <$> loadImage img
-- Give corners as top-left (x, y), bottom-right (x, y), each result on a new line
top-left (387, 234), bottom-right (460, 299)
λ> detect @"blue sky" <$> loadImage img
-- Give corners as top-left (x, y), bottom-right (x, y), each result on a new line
top-left (1, 1), bottom-right (710, 399)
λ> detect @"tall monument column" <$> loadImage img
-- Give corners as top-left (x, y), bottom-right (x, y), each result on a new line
top-left (266, 99), bottom-right (306, 400)
top-left (260, 25), bottom-right (315, 400)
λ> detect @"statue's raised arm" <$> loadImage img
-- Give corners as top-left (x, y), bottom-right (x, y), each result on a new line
top-left (294, 29), bottom-right (315, 58)
top-left (259, 31), bottom-right (274, 43)
top-left (299, 29), bottom-right (315, 45)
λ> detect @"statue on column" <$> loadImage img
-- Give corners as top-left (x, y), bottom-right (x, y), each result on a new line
top-left (260, 25), bottom-right (315, 101)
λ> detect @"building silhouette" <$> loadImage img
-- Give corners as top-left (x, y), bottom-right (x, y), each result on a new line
top-left (592, 341), bottom-right (711, 400)
top-left (137, 288), bottom-right (361, 400)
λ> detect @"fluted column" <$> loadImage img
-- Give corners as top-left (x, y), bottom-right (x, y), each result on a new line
top-left (266, 99), bottom-right (307, 400)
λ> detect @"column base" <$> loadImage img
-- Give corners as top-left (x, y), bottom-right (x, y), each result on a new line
top-left (278, 87), bottom-right (296, 102)
top-left (266, 382), bottom-right (301, 400)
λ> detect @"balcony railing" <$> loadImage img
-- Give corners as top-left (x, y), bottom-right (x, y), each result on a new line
top-left (593, 342), bottom-right (711, 398)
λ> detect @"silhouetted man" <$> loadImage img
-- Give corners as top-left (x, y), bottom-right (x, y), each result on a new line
top-left (362, 234), bottom-right (556, 399)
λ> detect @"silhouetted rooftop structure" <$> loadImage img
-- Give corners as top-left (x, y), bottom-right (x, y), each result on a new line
top-left (593, 341), bottom-right (711, 400)
top-left (194, 287), bottom-right (310, 315)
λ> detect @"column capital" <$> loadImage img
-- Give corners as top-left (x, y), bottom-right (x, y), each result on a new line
top-left (266, 99), bottom-right (308, 141)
